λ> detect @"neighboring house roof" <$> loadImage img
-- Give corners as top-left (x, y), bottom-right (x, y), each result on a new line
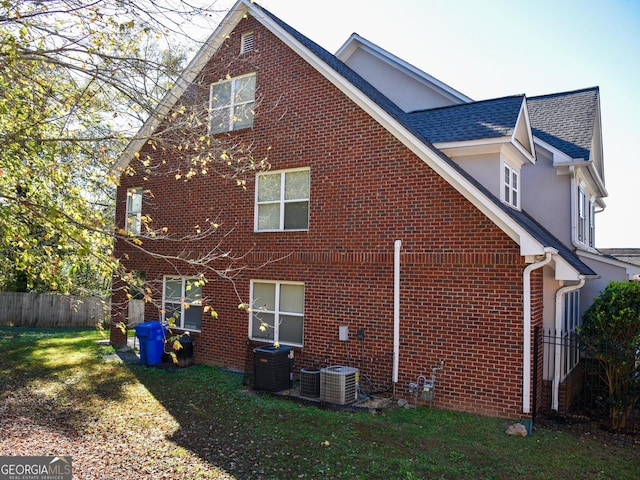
top-left (527, 88), bottom-right (598, 161)
top-left (406, 95), bottom-right (526, 143)
top-left (598, 248), bottom-right (640, 267)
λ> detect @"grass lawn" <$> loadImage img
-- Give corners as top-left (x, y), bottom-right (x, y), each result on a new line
top-left (0, 327), bottom-right (638, 479)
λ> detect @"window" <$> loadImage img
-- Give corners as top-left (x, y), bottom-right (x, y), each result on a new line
top-left (562, 289), bottom-right (581, 377)
top-left (578, 188), bottom-right (586, 243)
top-left (126, 187), bottom-right (143, 234)
top-left (240, 31), bottom-right (254, 54)
top-left (503, 163), bottom-right (519, 208)
top-left (256, 168), bottom-right (310, 231)
top-left (163, 277), bottom-right (203, 331)
top-left (249, 281), bottom-right (304, 346)
top-left (209, 73), bottom-right (256, 134)
top-left (577, 187), bottom-right (595, 247)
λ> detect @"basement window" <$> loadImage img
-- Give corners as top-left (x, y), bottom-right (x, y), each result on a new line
top-left (249, 280), bottom-right (305, 346)
top-left (162, 277), bottom-right (203, 331)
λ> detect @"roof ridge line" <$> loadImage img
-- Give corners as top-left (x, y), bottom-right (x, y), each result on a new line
top-left (407, 94), bottom-right (525, 115)
top-left (528, 86), bottom-right (599, 101)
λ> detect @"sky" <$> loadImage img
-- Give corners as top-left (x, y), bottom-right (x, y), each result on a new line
top-left (202, 0), bottom-right (640, 248)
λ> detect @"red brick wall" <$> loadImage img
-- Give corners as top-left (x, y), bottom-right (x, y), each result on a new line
top-left (111, 15), bottom-right (539, 418)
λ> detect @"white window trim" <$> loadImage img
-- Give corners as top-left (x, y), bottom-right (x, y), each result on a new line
top-left (501, 161), bottom-right (520, 209)
top-left (254, 167), bottom-right (310, 232)
top-left (561, 289), bottom-right (581, 379)
top-left (577, 184), bottom-right (595, 248)
top-left (125, 187), bottom-right (142, 235)
top-left (578, 187), bottom-right (586, 243)
top-left (248, 280), bottom-right (305, 347)
top-left (209, 72), bottom-right (256, 134)
top-left (162, 276), bottom-right (203, 332)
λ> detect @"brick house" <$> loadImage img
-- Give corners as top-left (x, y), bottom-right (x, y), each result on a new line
top-left (110, 0), bottom-right (640, 419)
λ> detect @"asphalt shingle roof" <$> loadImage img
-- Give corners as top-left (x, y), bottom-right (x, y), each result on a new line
top-left (258, 4), bottom-right (596, 277)
top-left (405, 95), bottom-right (524, 143)
top-left (527, 88), bottom-right (599, 160)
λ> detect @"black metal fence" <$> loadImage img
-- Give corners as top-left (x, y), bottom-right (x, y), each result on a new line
top-left (536, 327), bottom-right (640, 447)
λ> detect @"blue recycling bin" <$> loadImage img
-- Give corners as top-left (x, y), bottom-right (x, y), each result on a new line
top-left (134, 321), bottom-right (166, 365)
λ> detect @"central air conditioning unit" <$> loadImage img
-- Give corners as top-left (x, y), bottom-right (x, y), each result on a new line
top-left (320, 366), bottom-right (358, 405)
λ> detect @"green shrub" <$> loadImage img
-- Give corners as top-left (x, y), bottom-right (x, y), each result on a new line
top-left (581, 281), bottom-right (640, 429)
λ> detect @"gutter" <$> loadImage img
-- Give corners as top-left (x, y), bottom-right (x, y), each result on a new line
top-left (522, 249), bottom-right (555, 414)
top-left (552, 277), bottom-right (585, 411)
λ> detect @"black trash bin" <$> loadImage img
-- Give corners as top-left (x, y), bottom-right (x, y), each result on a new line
top-left (173, 336), bottom-right (195, 367)
top-left (253, 345), bottom-right (293, 392)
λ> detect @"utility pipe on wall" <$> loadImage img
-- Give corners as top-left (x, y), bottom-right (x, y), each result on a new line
top-left (393, 239), bottom-right (402, 384)
top-left (552, 277), bottom-right (584, 411)
top-left (522, 249), bottom-right (554, 414)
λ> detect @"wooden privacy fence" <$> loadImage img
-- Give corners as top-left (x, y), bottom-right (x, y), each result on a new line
top-left (0, 292), bottom-right (110, 328)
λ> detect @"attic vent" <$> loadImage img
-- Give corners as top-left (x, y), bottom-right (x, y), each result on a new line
top-left (241, 31), bottom-right (254, 54)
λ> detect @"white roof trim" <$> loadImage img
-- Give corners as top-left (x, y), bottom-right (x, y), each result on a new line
top-left (554, 256), bottom-right (584, 281)
top-left (579, 250), bottom-right (640, 277)
top-left (512, 99), bottom-right (536, 162)
top-left (111, 0), bottom-right (254, 175)
top-left (113, 0), bottom-right (576, 267)
top-left (537, 136), bottom-right (607, 199)
top-left (251, 11), bottom-right (555, 258)
top-left (434, 136), bottom-right (533, 165)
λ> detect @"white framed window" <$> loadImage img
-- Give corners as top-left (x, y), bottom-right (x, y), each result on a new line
top-left (240, 31), bottom-right (254, 54)
top-left (162, 277), bottom-right (203, 331)
top-left (561, 289), bottom-right (581, 378)
top-left (578, 187), bottom-right (586, 243)
top-left (249, 280), bottom-right (304, 347)
top-left (255, 168), bottom-right (310, 231)
top-left (209, 73), bottom-right (256, 134)
top-left (503, 163), bottom-right (519, 208)
top-left (577, 186), bottom-right (595, 247)
top-left (125, 187), bottom-right (143, 235)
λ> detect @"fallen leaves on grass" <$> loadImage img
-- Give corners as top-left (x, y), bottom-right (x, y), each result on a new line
top-left (0, 342), bottom-right (236, 480)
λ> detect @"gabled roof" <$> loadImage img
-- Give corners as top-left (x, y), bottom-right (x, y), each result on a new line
top-left (257, 4), bottom-right (594, 276)
top-left (527, 87), bottom-right (599, 161)
top-left (335, 32), bottom-right (472, 110)
top-left (114, 0), bottom-right (595, 278)
top-left (527, 87), bottom-right (606, 200)
top-left (404, 95), bottom-right (536, 162)
top-left (406, 95), bottom-right (526, 143)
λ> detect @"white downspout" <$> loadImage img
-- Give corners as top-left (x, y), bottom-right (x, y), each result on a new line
top-left (392, 239), bottom-right (402, 384)
top-left (552, 277), bottom-right (585, 411)
top-left (522, 249), bottom-right (554, 414)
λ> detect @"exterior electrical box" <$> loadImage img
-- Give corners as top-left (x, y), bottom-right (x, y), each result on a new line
top-left (320, 366), bottom-right (359, 405)
top-left (253, 345), bottom-right (293, 392)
